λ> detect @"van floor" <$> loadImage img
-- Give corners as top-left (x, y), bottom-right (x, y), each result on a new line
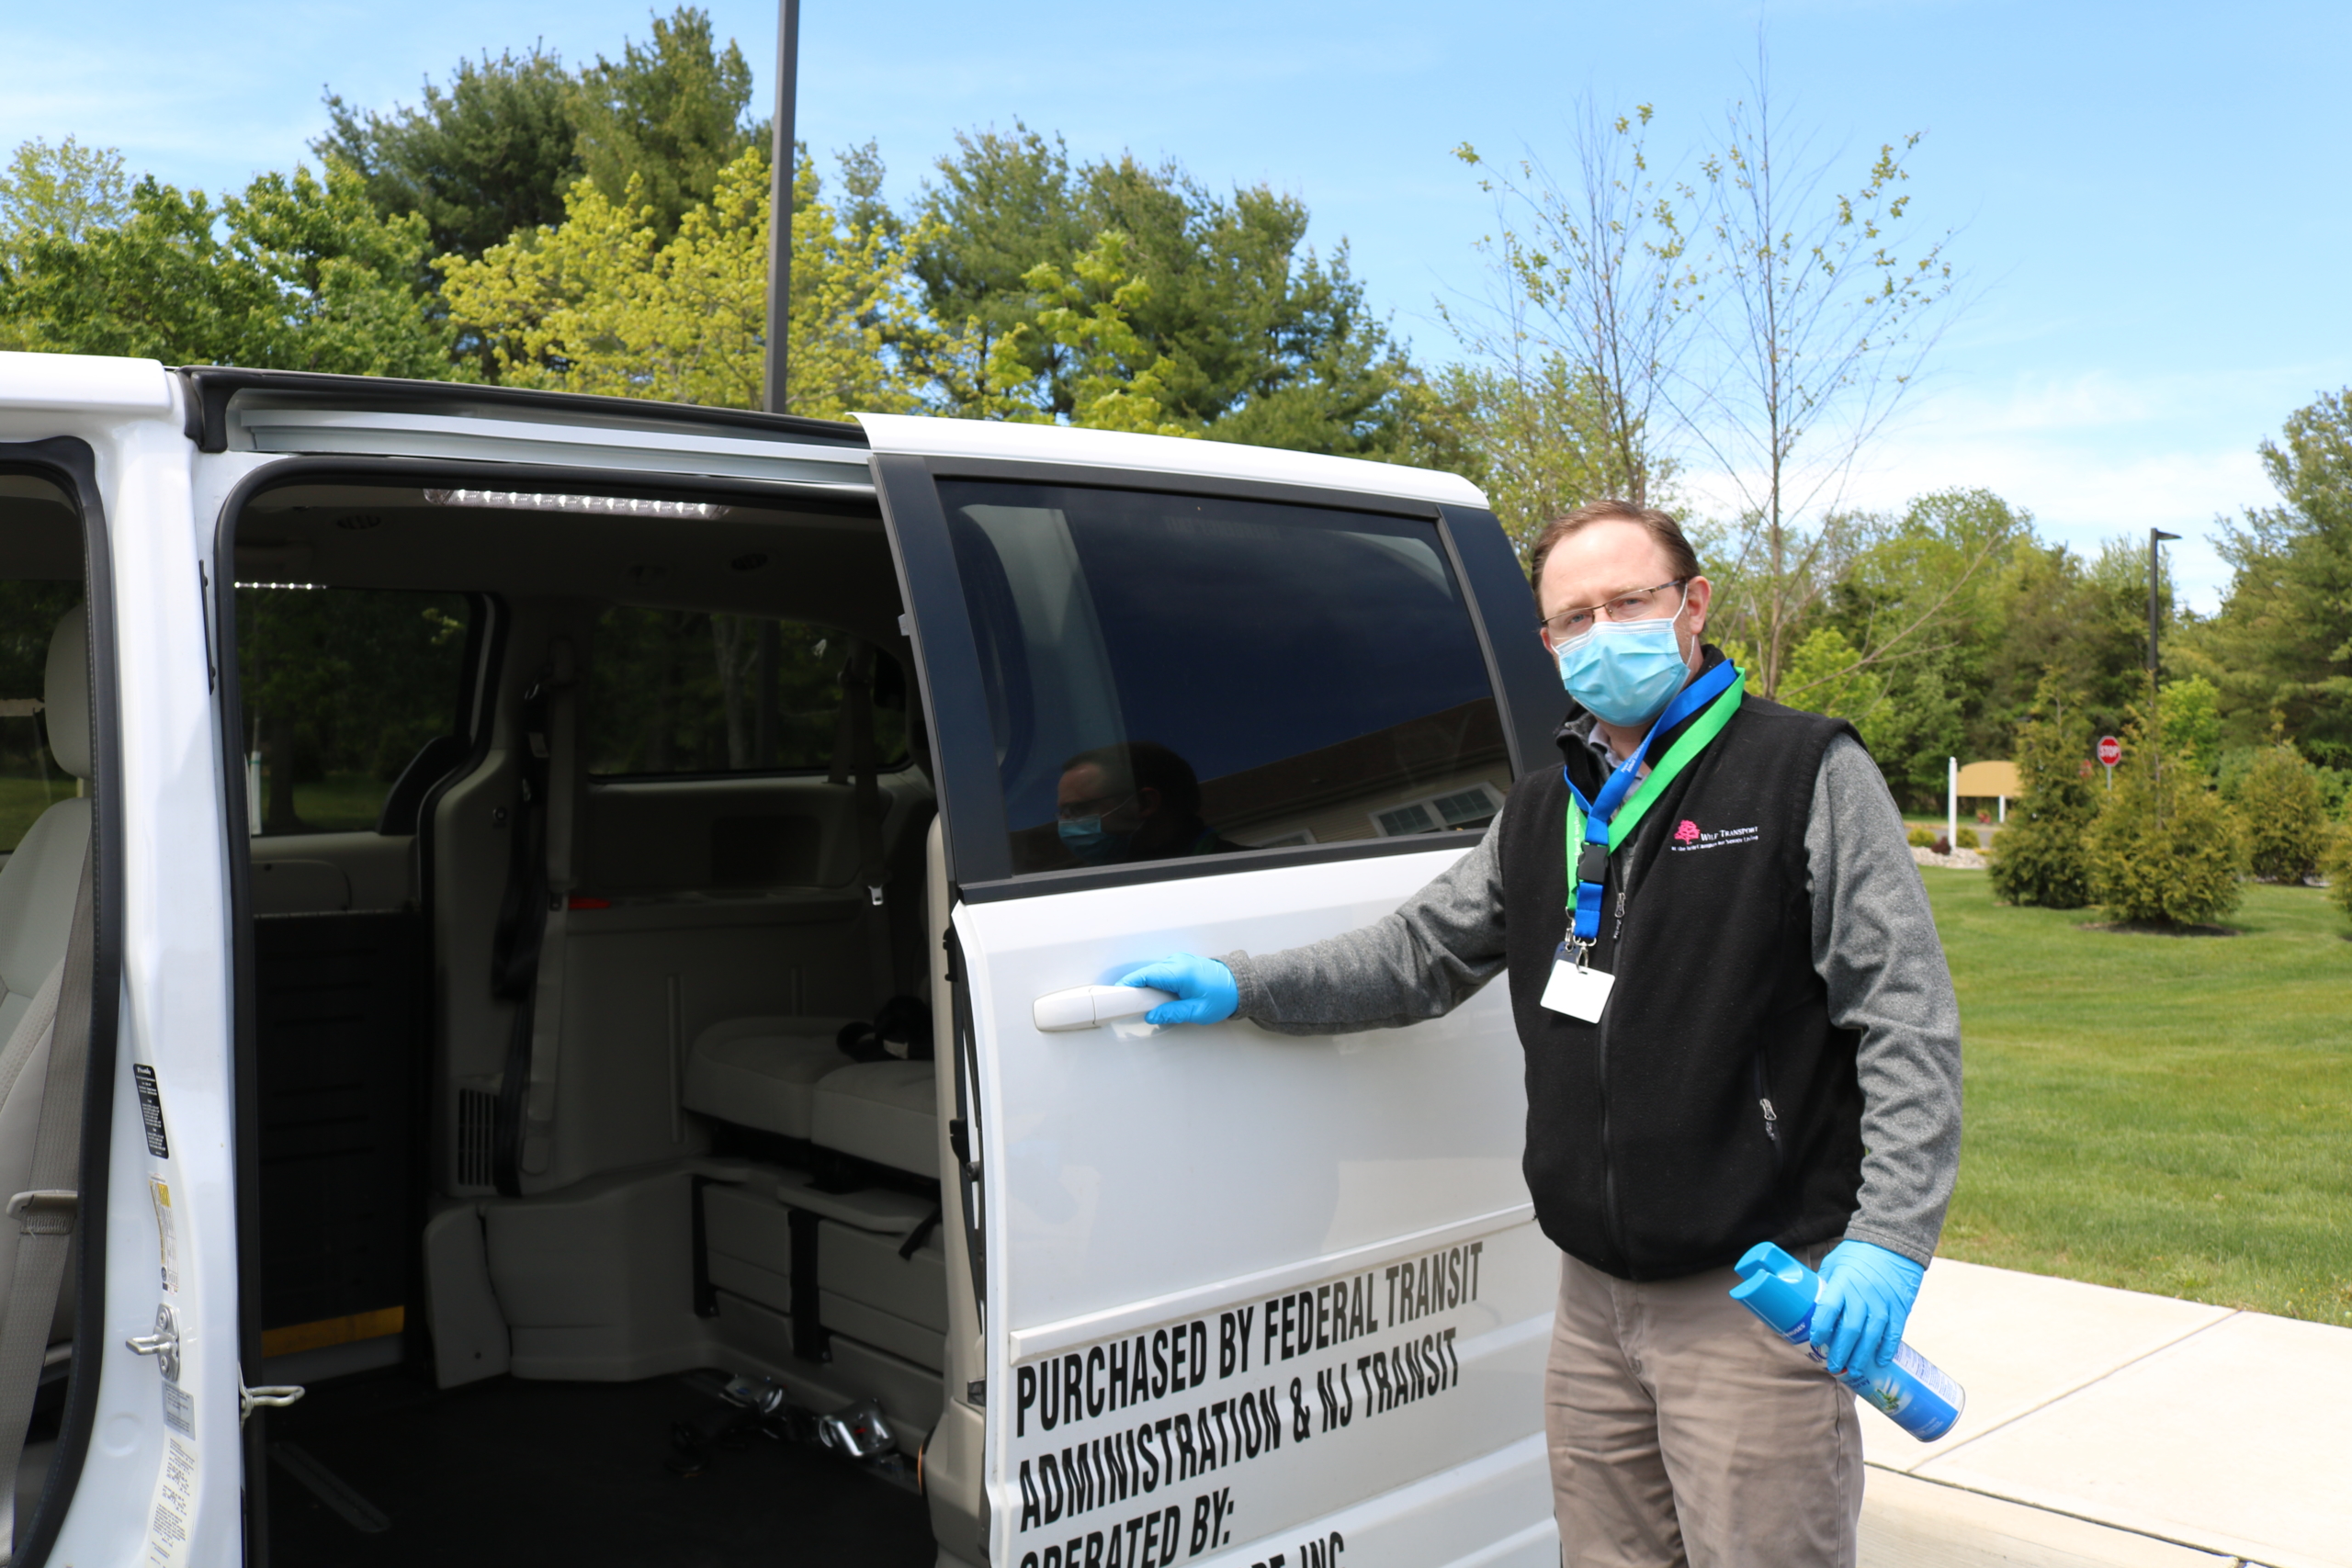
top-left (263, 1366), bottom-right (936, 1568)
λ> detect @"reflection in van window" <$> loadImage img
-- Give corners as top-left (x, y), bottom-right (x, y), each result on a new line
top-left (0, 581), bottom-right (84, 852)
top-left (238, 585), bottom-right (474, 834)
top-left (939, 480), bottom-right (1512, 874)
top-left (582, 608), bottom-right (907, 776)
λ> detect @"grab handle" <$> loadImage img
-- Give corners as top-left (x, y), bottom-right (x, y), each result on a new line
top-left (1032, 985), bottom-right (1175, 1032)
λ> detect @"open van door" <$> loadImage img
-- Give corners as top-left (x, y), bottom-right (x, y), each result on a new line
top-left (869, 418), bottom-right (1571, 1568)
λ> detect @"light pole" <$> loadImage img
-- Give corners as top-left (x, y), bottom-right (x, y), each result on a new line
top-left (761, 0), bottom-right (800, 416)
top-left (2148, 527), bottom-right (2178, 819)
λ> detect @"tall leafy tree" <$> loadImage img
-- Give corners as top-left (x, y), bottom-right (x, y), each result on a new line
top-left (438, 147), bottom-right (918, 418)
top-left (314, 46), bottom-right (582, 265)
top-left (0, 156), bottom-right (450, 376)
top-left (906, 125), bottom-right (1457, 459)
top-left (2181, 389), bottom-right (2352, 766)
top-left (572, 6), bottom-right (756, 240)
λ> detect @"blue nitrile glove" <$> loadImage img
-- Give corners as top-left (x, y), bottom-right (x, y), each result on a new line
top-left (1810, 1239), bottom-right (1925, 1378)
top-left (1116, 953), bottom-right (1238, 1027)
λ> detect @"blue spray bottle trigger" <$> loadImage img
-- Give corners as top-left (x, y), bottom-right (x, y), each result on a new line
top-left (1729, 1242), bottom-right (1967, 1443)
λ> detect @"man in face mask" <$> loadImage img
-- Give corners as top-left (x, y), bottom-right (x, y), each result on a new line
top-left (1121, 502), bottom-right (1962, 1567)
top-left (1054, 741), bottom-right (1241, 867)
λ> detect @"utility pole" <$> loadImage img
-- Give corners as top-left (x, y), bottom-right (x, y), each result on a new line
top-left (2148, 527), bottom-right (2178, 820)
top-left (761, 0), bottom-right (800, 415)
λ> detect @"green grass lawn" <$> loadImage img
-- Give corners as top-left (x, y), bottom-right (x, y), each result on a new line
top-left (1927, 870), bottom-right (2352, 1326)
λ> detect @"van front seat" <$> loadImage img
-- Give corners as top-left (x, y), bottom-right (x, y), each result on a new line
top-left (0, 606), bottom-right (96, 1530)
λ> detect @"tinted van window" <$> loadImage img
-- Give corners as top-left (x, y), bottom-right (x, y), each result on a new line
top-left (238, 585), bottom-right (475, 835)
top-left (582, 608), bottom-right (907, 777)
top-left (938, 479), bottom-right (1511, 874)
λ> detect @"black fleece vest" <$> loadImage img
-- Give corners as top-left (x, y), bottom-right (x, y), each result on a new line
top-left (1496, 663), bottom-right (1863, 1280)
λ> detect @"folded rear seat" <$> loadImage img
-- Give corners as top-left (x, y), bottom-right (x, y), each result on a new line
top-left (681, 1016), bottom-right (857, 1140)
top-left (810, 1061), bottom-right (937, 1179)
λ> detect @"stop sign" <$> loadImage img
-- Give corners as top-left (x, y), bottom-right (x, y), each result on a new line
top-left (2097, 736), bottom-right (2122, 767)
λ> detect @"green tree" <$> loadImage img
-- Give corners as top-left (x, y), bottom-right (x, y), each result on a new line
top-left (2321, 824), bottom-right (2352, 926)
top-left (0, 138), bottom-right (130, 272)
top-left (438, 146), bottom-right (918, 418)
top-left (957, 231), bottom-right (1190, 434)
top-left (572, 6), bottom-right (756, 240)
top-left (1442, 356), bottom-right (1630, 558)
top-left (2183, 390), bottom-right (2352, 766)
top-left (0, 159), bottom-right (451, 376)
top-left (314, 46), bottom-right (582, 265)
top-left (1450, 103), bottom-right (1693, 509)
top-left (2158, 674), bottom-right (2222, 776)
top-left (906, 125), bottom-right (1453, 459)
top-left (1988, 672), bottom-right (2099, 908)
top-left (1688, 74), bottom-right (1961, 698)
top-left (2086, 716), bottom-right (2245, 927)
top-left (2235, 743), bottom-right (2327, 882)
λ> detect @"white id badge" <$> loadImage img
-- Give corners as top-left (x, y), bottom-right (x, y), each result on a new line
top-left (1540, 943), bottom-right (1616, 1021)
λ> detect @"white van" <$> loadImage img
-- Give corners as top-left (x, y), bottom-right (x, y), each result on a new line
top-left (0, 353), bottom-right (1566, 1568)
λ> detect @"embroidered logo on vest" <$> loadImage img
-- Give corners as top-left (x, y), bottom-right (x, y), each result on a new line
top-left (1669, 821), bottom-right (1759, 852)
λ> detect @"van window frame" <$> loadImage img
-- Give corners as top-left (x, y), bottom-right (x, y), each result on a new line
top-left (872, 453), bottom-right (1559, 905)
top-left (209, 454), bottom-right (889, 1564)
top-left (0, 440), bottom-right (128, 1568)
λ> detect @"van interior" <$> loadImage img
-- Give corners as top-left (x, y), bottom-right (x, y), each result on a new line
top-left (227, 476), bottom-right (973, 1566)
top-left (0, 473), bottom-right (96, 1541)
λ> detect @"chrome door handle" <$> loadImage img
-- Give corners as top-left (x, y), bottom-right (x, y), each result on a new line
top-left (1032, 985), bottom-right (1174, 1032)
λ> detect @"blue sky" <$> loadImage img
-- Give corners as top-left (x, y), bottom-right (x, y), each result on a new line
top-left (9, 0), bottom-right (2350, 607)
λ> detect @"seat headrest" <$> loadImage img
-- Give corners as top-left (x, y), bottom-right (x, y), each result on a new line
top-left (44, 604), bottom-right (89, 782)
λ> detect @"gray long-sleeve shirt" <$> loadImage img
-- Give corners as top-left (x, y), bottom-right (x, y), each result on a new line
top-left (1224, 733), bottom-right (1963, 1267)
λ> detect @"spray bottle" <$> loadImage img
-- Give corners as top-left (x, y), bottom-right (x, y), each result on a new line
top-left (1728, 1242), bottom-right (1966, 1442)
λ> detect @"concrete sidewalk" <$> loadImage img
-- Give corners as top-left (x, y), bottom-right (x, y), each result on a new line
top-left (1857, 1259), bottom-right (2351, 1568)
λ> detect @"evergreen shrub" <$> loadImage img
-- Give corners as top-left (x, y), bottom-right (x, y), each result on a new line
top-left (2235, 744), bottom-right (2328, 882)
top-left (1907, 826), bottom-right (1935, 849)
top-left (2086, 726), bottom-right (2245, 927)
top-left (1987, 674), bottom-right (2099, 908)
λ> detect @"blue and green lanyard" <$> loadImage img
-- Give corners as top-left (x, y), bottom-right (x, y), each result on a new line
top-left (1562, 660), bottom-right (1745, 959)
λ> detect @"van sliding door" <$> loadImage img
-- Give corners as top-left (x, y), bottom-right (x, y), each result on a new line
top-left (876, 451), bottom-right (1564, 1568)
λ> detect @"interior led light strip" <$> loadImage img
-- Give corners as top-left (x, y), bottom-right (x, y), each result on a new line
top-left (423, 488), bottom-right (729, 520)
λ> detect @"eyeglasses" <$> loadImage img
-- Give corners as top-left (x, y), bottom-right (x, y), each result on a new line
top-left (1539, 580), bottom-right (1689, 644)
top-left (1057, 791), bottom-right (1136, 822)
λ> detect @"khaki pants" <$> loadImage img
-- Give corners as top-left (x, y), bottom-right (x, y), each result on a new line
top-left (1544, 1247), bottom-right (1863, 1568)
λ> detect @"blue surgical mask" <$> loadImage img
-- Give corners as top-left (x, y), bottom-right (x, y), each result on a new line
top-left (1555, 613), bottom-right (1691, 728)
top-left (1057, 798), bottom-right (1137, 865)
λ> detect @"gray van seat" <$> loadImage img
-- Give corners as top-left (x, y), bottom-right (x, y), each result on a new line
top-left (681, 1016), bottom-right (856, 1139)
top-left (809, 1061), bottom-right (937, 1179)
top-left (0, 609), bottom-right (94, 1408)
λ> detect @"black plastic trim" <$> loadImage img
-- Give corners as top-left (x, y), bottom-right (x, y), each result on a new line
top-left (1441, 503), bottom-right (1563, 777)
top-left (954, 830), bottom-right (1487, 905)
top-left (869, 454), bottom-right (1011, 887)
top-left (211, 453), bottom-right (883, 521)
top-left (915, 455), bottom-right (1447, 520)
top-left (0, 441), bottom-right (127, 1568)
top-left (175, 367), bottom-right (866, 455)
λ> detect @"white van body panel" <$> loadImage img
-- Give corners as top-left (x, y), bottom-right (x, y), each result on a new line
top-left (0, 361), bottom-right (1553, 1562)
top-left (955, 846), bottom-right (1553, 1565)
top-left (854, 412), bottom-right (1490, 510)
top-left (0, 376), bottom-right (251, 1568)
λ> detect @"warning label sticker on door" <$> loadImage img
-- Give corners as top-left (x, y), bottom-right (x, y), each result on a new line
top-left (133, 1063), bottom-right (170, 1159)
top-left (141, 1433), bottom-right (196, 1566)
top-left (147, 1177), bottom-right (177, 1294)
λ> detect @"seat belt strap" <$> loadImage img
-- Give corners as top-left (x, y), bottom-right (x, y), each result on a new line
top-left (519, 640), bottom-right (576, 1179)
top-left (827, 643), bottom-right (895, 1001)
top-left (0, 848), bottom-right (95, 1563)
